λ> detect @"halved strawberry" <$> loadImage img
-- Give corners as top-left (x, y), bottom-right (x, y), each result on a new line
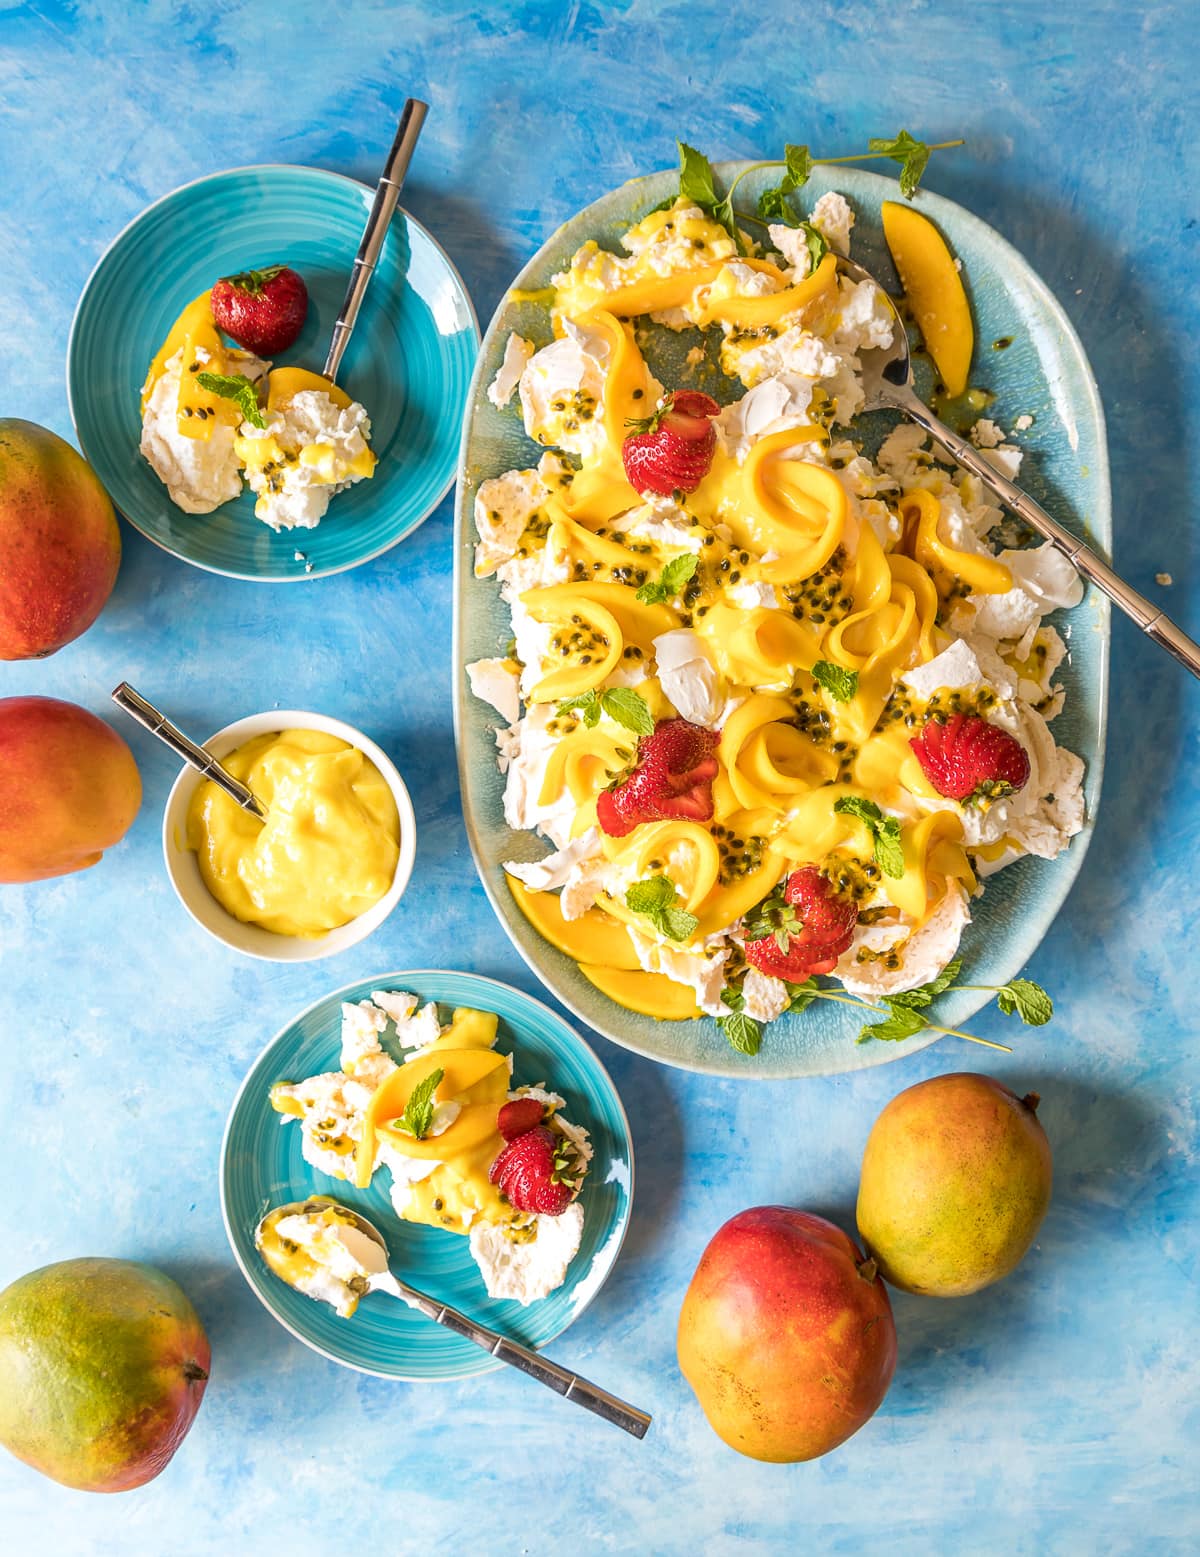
top-left (596, 717), bottom-right (719, 837)
top-left (497, 1097), bottom-right (545, 1141)
top-left (622, 391), bottom-right (720, 496)
top-left (488, 1124), bottom-right (581, 1216)
top-left (744, 867), bottom-right (858, 981)
top-left (910, 712), bottom-right (1031, 806)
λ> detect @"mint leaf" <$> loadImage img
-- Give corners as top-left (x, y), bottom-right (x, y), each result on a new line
top-left (599, 687), bottom-right (654, 737)
top-left (784, 978), bottom-right (819, 1013)
top-left (720, 985), bottom-right (745, 1013)
top-left (626, 875), bottom-right (676, 915)
top-left (392, 1066), bottom-right (444, 1139)
top-left (757, 143), bottom-right (814, 226)
top-left (800, 221), bottom-right (828, 274)
top-left (833, 795), bottom-right (905, 879)
top-left (556, 690), bottom-right (602, 728)
top-left (856, 1005), bottom-right (928, 1045)
top-left (995, 978), bottom-right (1053, 1027)
top-left (194, 370), bottom-right (267, 430)
top-left (556, 688), bottom-right (652, 736)
top-left (626, 874), bottom-right (698, 942)
top-left (812, 660), bottom-right (859, 703)
top-left (678, 141), bottom-right (719, 209)
top-left (922, 957), bottom-right (962, 997)
top-left (718, 1011), bottom-right (762, 1054)
top-left (636, 552), bottom-right (698, 605)
top-left (867, 130), bottom-right (931, 199)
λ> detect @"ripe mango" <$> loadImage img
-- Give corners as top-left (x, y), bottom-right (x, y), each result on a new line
top-left (856, 1071), bottom-right (1052, 1297)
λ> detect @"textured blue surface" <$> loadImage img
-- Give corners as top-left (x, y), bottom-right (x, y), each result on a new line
top-left (1, 2), bottom-right (1198, 1552)
top-left (222, 971), bottom-right (633, 1379)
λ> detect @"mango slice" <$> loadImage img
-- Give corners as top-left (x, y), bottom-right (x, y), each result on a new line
top-left (581, 965), bottom-right (702, 1020)
top-left (355, 1048), bottom-right (507, 1186)
top-left (881, 201), bottom-right (973, 397)
top-left (267, 367), bottom-right (352, 413)
top-left (436, 1008), bottom-right (500, 1051)
top-left (507, 875), bottom-right (642, 970)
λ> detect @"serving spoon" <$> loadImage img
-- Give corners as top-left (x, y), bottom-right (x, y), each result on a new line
top-left (256, 1197), bottom-right (651, 1438)
top-left (111, 683), bottom-right (268, 821)
top-left (840, 255), bottom-right (1200, 680)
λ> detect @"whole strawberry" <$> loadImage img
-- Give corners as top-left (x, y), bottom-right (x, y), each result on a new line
top-left (622, 390), bottom-right (720, 496)
top-left (910, 712), bottom-right (1031, 806)
top-left (596, 717), bottom-right (720, 837)
top-left (489, 1124), bottom-right (580, 1216)
top-left (744, 866), bottom-right (858, 981)
top-left (211, 263), bottom-right (308, 356)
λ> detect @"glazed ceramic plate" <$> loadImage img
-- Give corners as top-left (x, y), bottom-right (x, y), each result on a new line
top-left (453, 164), bottom-right (1110, 1079)
top-left (68, 165), bottom-right (478, 581)
top-left (221, 971), bottom-right (632, 1380)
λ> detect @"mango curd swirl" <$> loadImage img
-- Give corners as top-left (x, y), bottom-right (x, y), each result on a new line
top-left (186, 729), bottom-right (399, 937)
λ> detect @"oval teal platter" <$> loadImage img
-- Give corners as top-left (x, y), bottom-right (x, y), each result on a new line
top-left (220, 971), bottom-right (633, 1380)
top-left (453, 163), bottom-right (1110, 1079)
top-left (68, 165), bottom-right (478, 581)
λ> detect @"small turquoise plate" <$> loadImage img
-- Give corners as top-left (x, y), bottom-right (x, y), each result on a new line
top-left (68, 165), bottom-right (478, 581)
top-left (220, 971), bottom-right (633, 1380)
top-left (454, 163), bottom-right (1110, 1078)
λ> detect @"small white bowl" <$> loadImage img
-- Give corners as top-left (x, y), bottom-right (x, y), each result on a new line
top-left (162, 710), bottom-right (416, 962)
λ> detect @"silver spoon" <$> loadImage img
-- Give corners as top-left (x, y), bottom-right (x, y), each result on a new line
top-left (111, 683), bottom-right (268, 821)
top-left (841, 255), bottom-right (1200, 680)
top-left (256, 1197), bottom-right (651, 1439)
top-left (322, 98), bottom-right (428, 383)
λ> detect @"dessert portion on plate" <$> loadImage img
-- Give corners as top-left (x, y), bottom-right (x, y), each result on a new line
top-left (269, 991), bottom-right (592, 1304)
top-left (467, 181), bottom-right (1085, 1046)
top-left (139, 263), bottom-right (376, 530)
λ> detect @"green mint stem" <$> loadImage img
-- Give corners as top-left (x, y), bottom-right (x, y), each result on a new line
top-left (796, 984), bottom-right (1011, 1051)
top-left (814, 139), bottom-right (965, 166)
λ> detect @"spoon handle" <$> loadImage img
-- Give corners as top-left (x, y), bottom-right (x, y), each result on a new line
top-left (110, 683), bottom-right (268, 821)
top-left (376, 1275), bottom-right (650, 1438)
top-left (322, 98), bottom-right (428, 383)
top-left (892, 389), bottom-right (1200, 680)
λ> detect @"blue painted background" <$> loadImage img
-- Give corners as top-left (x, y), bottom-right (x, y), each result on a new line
top-left (1, 2), bottom-right (1197, 1552)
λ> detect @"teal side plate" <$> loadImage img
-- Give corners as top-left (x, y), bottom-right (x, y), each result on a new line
top-left (220, 971), bottom-right (633, 1380)
top-left (453, 163), bottom-right (1110, 1079)
top-left (68, 165), bottom-right (478, 581)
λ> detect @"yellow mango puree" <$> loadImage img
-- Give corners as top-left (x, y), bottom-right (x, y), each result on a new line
top-left (187, 728), bottom-right (400, 936)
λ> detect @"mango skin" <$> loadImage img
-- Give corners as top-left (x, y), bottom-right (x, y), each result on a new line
top-left (0, 696), bottom-right (142, 882)
top-left (856, 1071), bottom-right (1053, 1297)
top-left (677, 1207), bottom-right (897, 1463)
top-left (0, 419), bottom-right (121, 660)
top-left (0, 1258), bottom-right (210, 1492)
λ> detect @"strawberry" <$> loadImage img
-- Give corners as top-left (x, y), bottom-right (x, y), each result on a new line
top-left (596, 717), bottom-right (719, 837)
top-left (909, 712), bottom-right (1031, 806)
top-left (497, 1097), bottom-right (545, 1141)
top-left (744, 866), bottom-right (858, 981)
top-left (488, 1124), bottom-right (580, 1216)
top-left (621, 390), bottom-right (720, 496)
top-left (211, 263), bottom-right (308, 356)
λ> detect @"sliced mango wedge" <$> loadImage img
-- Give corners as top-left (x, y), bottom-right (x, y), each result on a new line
top-left (267, 366), bottom-right (352, 413)
top-left (881, 201), bottom-right (973, 397)
top-left (507, 874), bottom-right (642, 970)
top-left (581, 965), bottom-right (702, 1020)
top-left (355, 1048), bottom-right (507, 1187)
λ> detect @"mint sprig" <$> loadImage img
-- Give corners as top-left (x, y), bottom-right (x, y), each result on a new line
top-left (812, 660), bottom-right (859, 703)
top-left (636, 552), bottom-right (698, 605)
top-left (714, 954), bottom-right (1053, 1056)
top-left (626, 874), bottom-right (698, 942)
top-left (833, 795), bottom-right (904, 879)
top-left (391, 1067), bottom-right (444, 1140)
top-left (555, 687), bottom-right (654, 737)
top-left (866, 131), bottom-right (931, 199)
top-left (194, 370), bottom-right (267, 430)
